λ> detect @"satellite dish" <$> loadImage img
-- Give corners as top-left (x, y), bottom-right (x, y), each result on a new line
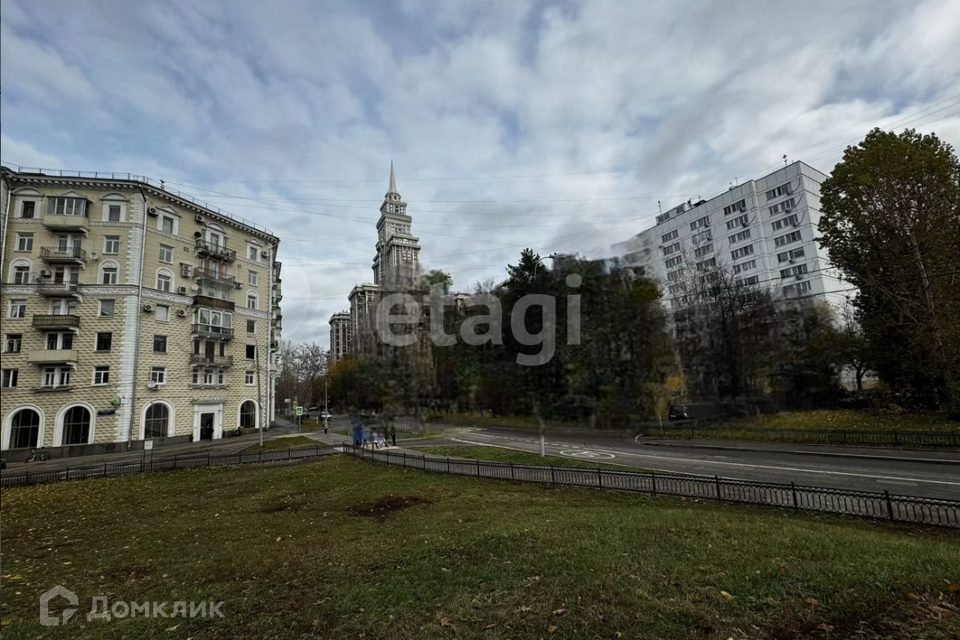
top-left (190, 284), bottom-right (200, 291)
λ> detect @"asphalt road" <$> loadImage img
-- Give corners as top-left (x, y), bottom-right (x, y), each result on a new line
top-left (430, 426), bottom-right (960, 500)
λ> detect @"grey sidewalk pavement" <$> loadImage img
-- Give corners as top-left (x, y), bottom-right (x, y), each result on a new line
top-left (637, 438), bottom-right (960, 464)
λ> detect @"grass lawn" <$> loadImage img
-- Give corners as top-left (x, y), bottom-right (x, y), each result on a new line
top-left (240, 435), bottom-right (321, 452)
top-left (747, 410), bottom-right (957, 431)
top-left (413, 445), bottom-right (632, 471)
top-left (2, 457), bottom-right (959, 639)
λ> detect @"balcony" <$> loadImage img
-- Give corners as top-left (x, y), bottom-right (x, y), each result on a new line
top-left (32, 314), bottom-right (80, 329)
top-left (36, 385), bottom-right (73, 393)
top-left (191, 324), bottom-right (234, 340)
top-left (40, 246), bottom-right (87, 264)
top-left (188, 354), bottom-right (234, 367)
top-left (37, 281), bottom-right (83, 297)
top-left (194, 295), bottom-right (235, 311)
top-left (42, 213), bottom-right (89, 234)
top-left (195, 240), bottom-right (236, 262)
top-left (194, 267), bottom-right (236, 286)
top-left (29, 349), bottom-right (78, 365)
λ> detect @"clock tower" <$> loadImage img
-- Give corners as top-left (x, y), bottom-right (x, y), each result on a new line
top-left (373, 162), bottom-right (421, 286)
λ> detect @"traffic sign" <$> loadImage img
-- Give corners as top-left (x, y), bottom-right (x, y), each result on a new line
top-left (295, 406), bottom-right (304, 417)
top-left (144, 440), bottom-right (154, 451)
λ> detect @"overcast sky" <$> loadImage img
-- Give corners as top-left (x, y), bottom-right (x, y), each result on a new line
top-left (3, 0), bottom-right (958, 346)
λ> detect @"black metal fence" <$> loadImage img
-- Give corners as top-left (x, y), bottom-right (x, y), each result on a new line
top-left (0, 446), bottom-right (340, 488)
top-left (345, 446), bottom-right (960, 528)
top-left (639, 422), bottom-right (960, 448)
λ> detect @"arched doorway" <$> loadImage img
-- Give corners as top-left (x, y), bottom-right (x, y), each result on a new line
top-left (240, 400), bottom-right (257, 430)
top-left (61, 406), bottom-right (92, 445)
top-left (143, 403), bottom-right (170, 439)
top-left (9, 408), bottom-right (41, 449)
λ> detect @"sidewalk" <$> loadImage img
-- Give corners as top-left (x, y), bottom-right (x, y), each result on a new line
top-left (637, 438), bottom-right (960, 464)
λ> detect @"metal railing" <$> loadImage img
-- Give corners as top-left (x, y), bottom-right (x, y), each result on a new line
top-left (36, 281), bottom-right (83, 295)
top-left (191, 324), bottom-right (234, 338)
top-left (639, 422), bottom-right (960, 449)
top-left (32, 314), bottom-right (81, 328)
top-left (0, 446), bottom-right (340, 488)
top-left (40, 246), bottom-right (87, 261)
top-left (345, 446), bottom-right (960, 528)
top-left (1, 161), bottom-right (276, 237)
top-left (195, 240), bottom-right (237, 260)
top-left (194, 267), bottom-right (236, 284)
top-left (189, 354), bottom-right (234, 367)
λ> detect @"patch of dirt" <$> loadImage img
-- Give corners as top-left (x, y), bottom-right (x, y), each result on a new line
top-left (348, 494), bottom-right (433, 520)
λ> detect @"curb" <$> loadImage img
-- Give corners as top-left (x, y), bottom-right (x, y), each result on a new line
top-left (637, 440), bottom-right (960, 465)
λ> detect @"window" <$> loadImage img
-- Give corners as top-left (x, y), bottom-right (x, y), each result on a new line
top-left (769, 198), bottom-right (798, 216)
top-left (43, 367), bottom-right (71, 388)
top-left (9, 299), bottom-right (27, 318)
top-left (96, 332), bottom-right (113, 352)
top-left (774, 230), bottom-right (803, 247)
top-left (94, 366), bottom-right (110, 385)
top-left (160, 215), bottom-right (176, 235)
top-left (1, 369), bottom-right (18, 389)
top-left (246, 345), bottom-right (256, 359)
top-left (50, 299), bottom-right (77, 315)
top-left (156, 305), bottom-right (170, 322)
top-left (107, 204), bottom-right (122, 222)
top-left (662, 242), bottom-right (680, 256)
top-left (48, 197), bottom-right (88, 216)
top-left (153, 335), bottom-right (168, 353)
top-left (150, 367), bottom-right (166, 384)
top-left (733, 259), bottom-right (757, 274)
top-left (21, 201), bottom-right (36, 218)
top-left (726, 214), bottom-right (749, 230)
top-left (60, 406), bottom-right (92, 445)
top-left (765, 183), bottom-right (792, 201)
top-left (156, 270), bottom-right (173, 292)
top-left (667, 284), bottom-right (682, 296)
top-left (245, 371), bottom-right (255, 385)
top-left (13, 264), bottom-right (31, 284)
top-left (5, 334), bottom-right (22, 353)
top-left (104, 235), bottom-right (120, 254)
top-left (15, 232), bottom-right (34, 252)
top-left (780, 263), bottom-right (810, 279)
top-left (696, 258), bottom-right (717, 272)
top-left (218, 369), bottom-right (225, 385)
top-left (100, 263), bottom-right (119, 284)
top-left (771, 213), bottom-right (799, 231)
top-left (143, 403), bottom-right (169, 439)
top-left (694, 244), bottom-right (713, 258)
top-left (737, 275), bottom-right (760, 286)
top-left (664, 255), bottom-right (683, 269)
top-left (692, 229), bottom-right (712, 244)
top-left (8, 408), bottom-right (39, 448)
top-left (777, 247), bottom-right (806, 263)
top-left (689, 215), bottom-right (710, 231)
top-left (246, 292), bottom-right (258, 310)
top-left (723, 199), bottom-right (746, 215)
top-left (731, 245), bottom-right (755, 261)
top-left (240, 400), bottom-right (257, 428)
top-left (159, 244), bottom-right (174, 264)
top-left (729, 229), bottom-right (752, 245)
top-left (99, 299), bottom-right (115, 317)
top-left (661, 229), bottom-right (679, 243)
top-left (246, 319), bottom-right (256, 333)
top-left (46, 332), bottom-right (74, 350)
top-left (247, 243), bottom-right (260, 261)
top-left (783, 281), bottom-right (813, 296)
top-left (248, 271), bottom-right (258, 286)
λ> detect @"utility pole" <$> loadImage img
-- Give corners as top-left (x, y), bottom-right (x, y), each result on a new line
top-left (324, 376), bottom-right (329, 434)
top-left (256, 344), bottom-right (264, 447)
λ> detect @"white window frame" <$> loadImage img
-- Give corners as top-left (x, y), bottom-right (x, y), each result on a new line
top-left (159, 244), bottom-right (174, 264)
top-left (43, 366), bottom-right (72, 388)
top-left (11, 261), bottom-right (32, 284)
top-left (156, 304), bottom-right (170, 322)
top-left (156, 269), bottom-right (173, 292)
top-left (103, 235), bottom-right (121, 254)
top-left (95, 332), bottom-right (113, 352)
top-left (15, 232), bottom-right (34, 252)
top-left (248, 270), bottom-right (258, 286)
top-left (150, 367), bottom-right (166, 385)
top-left (1, 368), bottom-right (18, 388)
top-left (245, 371), bottom-right (255, 385)
top-left (101, 195), bottom-right (128, 222)
top-left (5, 334), bottom-right (23, 353)
top-left (50, 299), bottom-right (78, 316)
top-left (100, 261), bottom-right (120, 285)
top-left (93, 366), bottom-right (110, 386)
top-left (99, 299), bottom-right (116, 317)
top-left (246, 319), bottom-right (256, 333)
top-left (19, 199), bottom-right (39, 218)
top-left (247, 242), bottom-right (261, 262)
top-left (246, 292), bottom-right (258, 310)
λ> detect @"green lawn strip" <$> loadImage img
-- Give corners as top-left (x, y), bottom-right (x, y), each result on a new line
top-left (240, 435), bottom-right (321, 452)
top-left (2, 457), bottom-right (957, 639)
top-left (412, 445), bottom-right (632, 471)
top-left (745, 410), bottom-right (957, 432)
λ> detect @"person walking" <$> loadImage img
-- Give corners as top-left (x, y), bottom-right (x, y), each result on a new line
top-left (389, 424), bottom-right (397, 447)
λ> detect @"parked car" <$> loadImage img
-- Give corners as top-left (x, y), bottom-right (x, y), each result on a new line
top-left (668, 404), bottom-right (689, 420)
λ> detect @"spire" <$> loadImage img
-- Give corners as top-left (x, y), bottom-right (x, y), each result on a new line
top-left (388, 161), bottom-right (398, 195)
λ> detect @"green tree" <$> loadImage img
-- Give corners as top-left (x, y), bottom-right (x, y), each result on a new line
top-left (818, 128), bottom-right (960, 415)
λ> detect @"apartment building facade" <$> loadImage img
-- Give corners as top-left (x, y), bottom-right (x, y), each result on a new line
top-left (328, 311), bottom-right (352, 363)
top-left (0, 164), bottom-right (282, 460)
top-left (613, 160), bottom-right (845, 309)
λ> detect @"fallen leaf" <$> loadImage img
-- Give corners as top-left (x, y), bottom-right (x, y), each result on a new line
top-left (720, 591), bottom-right (734, 601)
top-left (165, 625), bottom-right (179, 632)
top-left (548, 625), bottom-right (559, 633)
top-left (816, 623), bottom-right (834, 632)
top-left (950, 584), bottom-right (960, 592)
top-left (484, 623), bottom-right (496, 629)
top-left (440, 617), bottom-right (452, 628)
top-left (777, 565), bottom-right (788, 578)
top-left (907, 593), bottom-right (921, 601)
top-left (276, 536), bottom-right (282, 543)
top-left (553, 607), bottom-right (568, 616)
top-left (518, 606), bottom-right (533, 613)
top-left (805, 597), bottom-right (819, 606)
top-left (615, 633), bottom-right (623, 638)
top-left (928, 605), bottom-right (954, 619)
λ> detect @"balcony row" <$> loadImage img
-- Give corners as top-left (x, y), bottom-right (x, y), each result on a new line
top-left (188, 354), bottom-right (234, 367)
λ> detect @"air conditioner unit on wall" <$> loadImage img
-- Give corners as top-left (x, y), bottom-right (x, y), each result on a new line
top-left (147, 382), bottom-right (160, 390)
top-left (147, 207), bottom-right (158, 216)
top-left (177, 308), bottom-right (187, 317)
top-left (177, 286), bottom-right (188, 295)
top-left (39, 269), bottom-right (51, 277)
top-left (181, 265), bottom-right (192, 277)
top-left (234, 282), bottom-right (243, 289)
top-left (143, 303), bottom-right (154, 312)
top-left (261, 250), bottom-right (269, 258)
top-left (196, 214), bottom-right (204, 223)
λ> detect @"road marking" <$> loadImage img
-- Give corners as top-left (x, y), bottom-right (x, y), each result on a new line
top-left (560, 450), bottom-right (615, 459)
top-left (457, 433), bottom-right (960, 488)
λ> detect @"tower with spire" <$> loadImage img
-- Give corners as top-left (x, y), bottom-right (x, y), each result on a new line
top-left (372, 161), bottom-right (421, 286)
